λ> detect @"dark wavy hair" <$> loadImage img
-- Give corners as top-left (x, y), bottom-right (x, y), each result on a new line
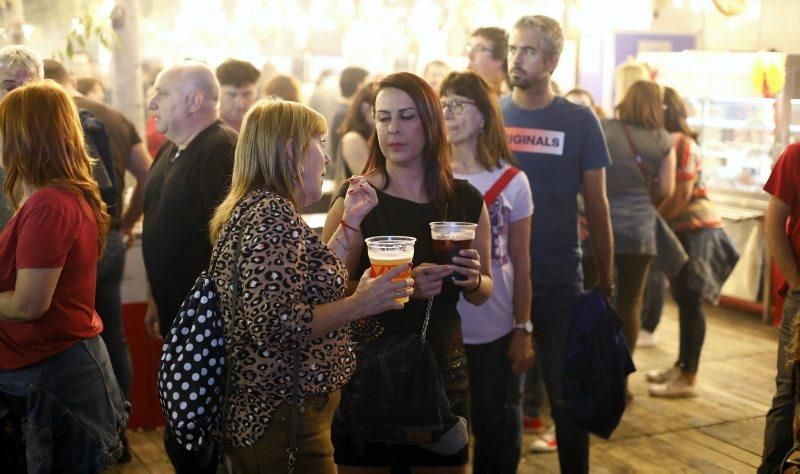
top-left (337, 81), bottom-right (376, 142)
top-left (364, 72), bottom-right (456, 218)
top-left (663, 86), bottom-right (699, 142)
top-left (439, 70), bottom-right (515, 171)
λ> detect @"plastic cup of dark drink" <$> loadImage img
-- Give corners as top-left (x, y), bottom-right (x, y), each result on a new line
top-left (429, 222), bottom-right (477, 281)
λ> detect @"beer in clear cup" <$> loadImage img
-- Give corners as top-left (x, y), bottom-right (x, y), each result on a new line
top-left (429, 222), bottom-right (477, 281)
top-left (364, 236), bottom-right (416, 303)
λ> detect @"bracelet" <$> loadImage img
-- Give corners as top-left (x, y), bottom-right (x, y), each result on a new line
top-left (464, 273), bottom-right (482, 294)
top-left (340, 219), bottom-right (360, 233)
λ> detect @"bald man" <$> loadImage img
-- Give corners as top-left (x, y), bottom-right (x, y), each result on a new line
top-left (141, 62), bottom-right (235, 473)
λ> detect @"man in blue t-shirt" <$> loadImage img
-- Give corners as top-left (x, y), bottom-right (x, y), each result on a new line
top-left (501, 15), bottom-right (614, 473)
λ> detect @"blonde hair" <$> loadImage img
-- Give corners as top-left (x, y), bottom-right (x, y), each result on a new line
top-left (615, 59), bottom-right (650, 106)
top-left (209, 98), bottom-right (326, 242)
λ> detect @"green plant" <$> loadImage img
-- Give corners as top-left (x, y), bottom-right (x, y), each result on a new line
top-left (64, 13), bottom-right (117, 59)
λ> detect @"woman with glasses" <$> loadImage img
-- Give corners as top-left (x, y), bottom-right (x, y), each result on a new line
top-left (440, 70), bottom-right (534, 472)
top-left (324, 72), bottom-right (492, 473)
top-left (584, 80), bottom-right (676, 402)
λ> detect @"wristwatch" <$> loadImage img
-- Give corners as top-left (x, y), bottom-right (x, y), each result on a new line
top-left (513, 321), bottom-right (533, 334)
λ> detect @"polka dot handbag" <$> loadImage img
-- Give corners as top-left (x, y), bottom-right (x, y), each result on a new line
top-left (157, 209), bottom-right (250, 452)
top-left (157, 271), bottom-right (227, 451)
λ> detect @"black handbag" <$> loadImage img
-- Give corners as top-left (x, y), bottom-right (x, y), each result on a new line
top-left (336, 297), bottom-right (468, 456)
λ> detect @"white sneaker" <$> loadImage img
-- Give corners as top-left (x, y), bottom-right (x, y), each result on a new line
top-left (645, 366), bottom-right (680, 384)
top-left (529, 426), bottom-right (557, 453)
top-left (648, 376), bottom-right (697, 398)
top-left (636, 330), bottom-right (657, 348)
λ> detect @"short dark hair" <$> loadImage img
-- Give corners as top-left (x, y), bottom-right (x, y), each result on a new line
top-left (76, 77), bottom-right (103, 95)
top-left (43, 59), bottom-right (70, 85)
top-left (471, 26), bottom-right (508, 62)
top-left (216, 58), bottom-right (260, 88)
top-left (339, 66), bottom-right (369, 98)
top-left (264, 75), bottom-right (300, 102)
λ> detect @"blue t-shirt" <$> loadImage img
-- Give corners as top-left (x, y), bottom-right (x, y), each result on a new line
top-left (501, 95), bottom-right (611, 289)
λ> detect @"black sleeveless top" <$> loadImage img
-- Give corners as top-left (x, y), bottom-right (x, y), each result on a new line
top-left (336, 179), bottom-right (483, 373)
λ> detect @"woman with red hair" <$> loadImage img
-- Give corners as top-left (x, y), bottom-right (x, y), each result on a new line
top-left (0, 80), bottom-right (128, 471)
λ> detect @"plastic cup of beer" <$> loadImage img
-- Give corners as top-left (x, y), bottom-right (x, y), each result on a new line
top-left (364, 236), bottom-right (416, 304)
top-left (429, 222), bottom-right (477, 281)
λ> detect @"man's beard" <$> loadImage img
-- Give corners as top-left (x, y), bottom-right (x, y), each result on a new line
top-left (508, 76), bottom-right (533, 90)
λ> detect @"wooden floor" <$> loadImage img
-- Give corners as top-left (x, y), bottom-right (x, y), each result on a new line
top-left (111, 298), bottom-right (780, 473)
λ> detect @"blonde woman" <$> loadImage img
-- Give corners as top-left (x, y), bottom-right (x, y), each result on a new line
top-left (208, 98), bottom-right (412, 472)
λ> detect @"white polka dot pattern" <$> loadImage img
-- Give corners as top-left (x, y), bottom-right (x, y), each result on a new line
top-left (157, 271), bottom-right (226, 451)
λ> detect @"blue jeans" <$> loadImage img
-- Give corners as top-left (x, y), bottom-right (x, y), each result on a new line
top-left (671, 265), bottom-right (705, 374)
top-left (465, 331), bottom-right (522, 474)
top-left (0, 336), bottom-right (128, 473)
top-left (640, 268), bottom-right (665, 333)
top-left (96, 230), bottom-right (132, 398)
top-left (533, 286), bottom-right (588, 473)
top-left (759, 289), bottom-right (800, 473)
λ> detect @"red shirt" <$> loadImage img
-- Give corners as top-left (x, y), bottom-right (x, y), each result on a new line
top-left (764, 143), bottom-right (800, 293)
top-left (0, 187), bottom-right (103, 369)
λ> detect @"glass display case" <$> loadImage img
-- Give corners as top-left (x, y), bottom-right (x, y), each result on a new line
top-left (685, 96), bottom-right (776, 195)
top-left (636, 51), bottom-right (800, 315)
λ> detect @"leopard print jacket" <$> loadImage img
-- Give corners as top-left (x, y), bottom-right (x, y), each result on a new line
top-left (210, 189), bottom-right (353, 447)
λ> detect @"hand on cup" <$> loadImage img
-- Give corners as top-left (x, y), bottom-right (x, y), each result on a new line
top-left (450, 248), bottom-right (482, 290)
top-left (411, 263), bottom-right (452, 299)
top-left (353, 264), bottom-right (414, 316)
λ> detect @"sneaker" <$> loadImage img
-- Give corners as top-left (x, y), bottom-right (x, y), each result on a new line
top-left (523, 416), bottom-right (546, 434)
top-left (645, 366), bottom-right (679, 384)
top-left (529, 426), bottom-right (557, 453)
top-left (648, 376), bottom-right (697, 398)
top-left (636, 330), bottom-right (657, 348)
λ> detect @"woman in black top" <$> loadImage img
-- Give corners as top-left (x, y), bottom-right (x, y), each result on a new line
top-left (324, 72), bottom-right (492, 472)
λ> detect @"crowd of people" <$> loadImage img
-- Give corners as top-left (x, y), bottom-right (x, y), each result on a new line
top-left (0, 11), bottom-right (797, 474)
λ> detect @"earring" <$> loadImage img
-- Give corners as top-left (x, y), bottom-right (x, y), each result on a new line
top-left (298, 163), bottom-right (305, 177)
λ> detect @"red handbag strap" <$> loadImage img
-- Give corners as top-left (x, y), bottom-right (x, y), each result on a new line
top-left (484, 166), bottom-right (520, 205)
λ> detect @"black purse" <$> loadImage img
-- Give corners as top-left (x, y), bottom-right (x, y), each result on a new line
top-left (336, 297), bottom-right (468, 456)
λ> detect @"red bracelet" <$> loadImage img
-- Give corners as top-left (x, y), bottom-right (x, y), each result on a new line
top-left (340, 219), bottom-right (360, 233)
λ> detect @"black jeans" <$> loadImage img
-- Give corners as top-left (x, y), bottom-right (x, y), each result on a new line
top-left (671, 265), bottom-right (705, 374)
top-left (96, 230), bottom-right (133, 398)
top-left (640, 269), bottom-right (665, 333)
top-left (759, 289), bottom-right (800, 473)
top-left (465, 332), bottom-right (522, 474)
top-left (533, 287), bottom-right (588, 473)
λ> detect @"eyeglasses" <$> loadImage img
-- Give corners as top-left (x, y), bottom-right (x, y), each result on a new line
top-left (441, 99), bottom-right (476, 115)
top-left (465, 44), bottom-right (492, 55)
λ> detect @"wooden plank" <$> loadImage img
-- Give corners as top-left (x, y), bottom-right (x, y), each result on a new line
top-left (680, 428), bottom-right (762, 467)
top-left (699, 417), bottom-right (768, 458)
